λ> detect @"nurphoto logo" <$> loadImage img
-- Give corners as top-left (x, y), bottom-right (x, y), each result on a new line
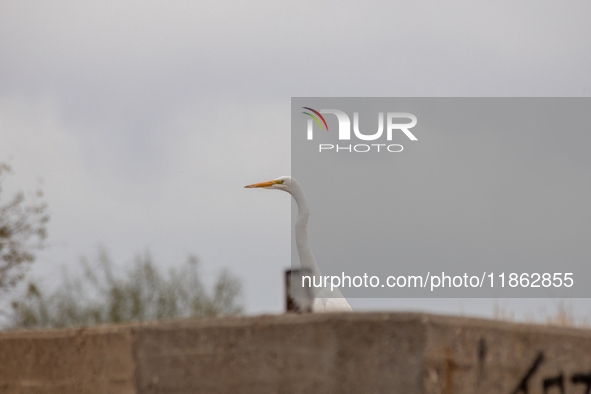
top-left (302, 107), bottom-right (418, 153)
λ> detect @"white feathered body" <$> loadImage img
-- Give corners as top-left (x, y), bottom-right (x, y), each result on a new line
top-left (246, 176), bottom-right (353, 313)
top-left (289, 177), bottom-right (352, 313)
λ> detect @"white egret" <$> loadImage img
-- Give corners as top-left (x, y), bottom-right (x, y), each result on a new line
top-left (245, 176), bottom-right (353, 312)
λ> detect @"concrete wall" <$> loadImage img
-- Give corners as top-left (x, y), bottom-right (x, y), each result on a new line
top-left (1, 313), bottom-right (591, 393)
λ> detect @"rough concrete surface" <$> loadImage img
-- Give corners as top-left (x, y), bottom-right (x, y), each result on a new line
top-left (1, 313), bottom-right (591, 393)
top-left (0, 325), bottom-right (136, 394)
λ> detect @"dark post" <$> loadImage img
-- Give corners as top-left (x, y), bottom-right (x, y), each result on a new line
top-left (285, 269), bottom-right (314, 313)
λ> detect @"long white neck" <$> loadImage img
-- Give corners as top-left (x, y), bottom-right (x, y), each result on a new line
top-left (289, 179), bottom-right (322, 277)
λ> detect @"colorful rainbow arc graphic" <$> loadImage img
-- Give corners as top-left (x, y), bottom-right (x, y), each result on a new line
top-left (301, 107), bottom-right (329, 131)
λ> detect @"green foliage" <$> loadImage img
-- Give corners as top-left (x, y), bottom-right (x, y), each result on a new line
top-left (10, 250), bottom-right (242, 328)
top-left (0, 163), bottom-right (49, 292)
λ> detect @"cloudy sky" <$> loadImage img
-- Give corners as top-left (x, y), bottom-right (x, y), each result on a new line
top-left (1, 1), bottom-right (590, 318)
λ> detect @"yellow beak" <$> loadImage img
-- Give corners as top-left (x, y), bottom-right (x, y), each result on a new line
top-left (244, 180), bottom-right (282, 188)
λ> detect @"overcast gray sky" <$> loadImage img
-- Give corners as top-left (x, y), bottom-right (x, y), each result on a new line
top-left (1, 1), bottom-right (590, 318)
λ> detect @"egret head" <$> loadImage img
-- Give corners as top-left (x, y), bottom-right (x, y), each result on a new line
top-left (244, 176), bottom-right (291, 193)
